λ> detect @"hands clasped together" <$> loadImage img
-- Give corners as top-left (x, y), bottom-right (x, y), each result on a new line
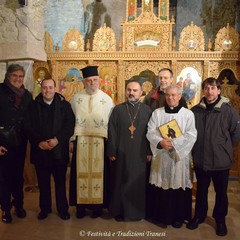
top-left (160, 138), bottom-right (173, 151)
top-left (38, 137), bottom-right (59, 150)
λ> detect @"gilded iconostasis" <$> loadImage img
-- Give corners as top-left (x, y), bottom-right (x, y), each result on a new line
top-left (32, 0), bottom-right (240, 177)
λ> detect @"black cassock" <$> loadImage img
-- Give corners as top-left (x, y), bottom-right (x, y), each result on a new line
top-left (106, 101), bottom-right (152, 220)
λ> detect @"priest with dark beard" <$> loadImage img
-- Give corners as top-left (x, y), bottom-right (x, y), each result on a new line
top-left (107, 80), bottom-right (152, 221)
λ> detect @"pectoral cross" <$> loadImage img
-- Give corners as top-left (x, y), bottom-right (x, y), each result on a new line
top-left (129, 124), bottom-right (136, 139)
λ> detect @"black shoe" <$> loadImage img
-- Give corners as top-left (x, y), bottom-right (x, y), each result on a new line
top-left (2, 211), bottom-right (12, 223)
top-left (115, 215), bottom-right (124, 222)
top-left (91, 210), bottom-right (102, 218)
top-left (216, 222), bottom-right (228, 236)
top-left (172, 221), bottom-right (183, 228)
top-left (38, 211), bottom-right (49, 220)
top-left (15, 207), bottom-right (26, 218)
top-left (76, 210), bottom-right (86, 219)
top-left (186, 217), bottom-right (204, 230)
top-left (58, 212), bottom-right (70, 220)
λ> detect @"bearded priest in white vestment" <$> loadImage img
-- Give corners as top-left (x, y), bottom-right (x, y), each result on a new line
top-left (69, 66), bottom-right (114, 219)
top-left (146, 84), bottom-right (197, 228)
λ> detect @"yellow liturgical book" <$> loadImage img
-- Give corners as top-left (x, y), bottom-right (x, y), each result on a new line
top-left (159, 119), bottom-right (182, 139)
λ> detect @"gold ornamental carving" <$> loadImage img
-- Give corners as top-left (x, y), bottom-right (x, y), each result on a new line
top-left (124, 26), bottom-right (135, 51)
top-left (214, 23), bottom-right (240, 51)
top-left (221, 77), bottom-right (239, 112)
top-left (122, 1), bottom-right (172, 52)
top-left (179, 22), bottom-right (205, 51)
top-left (62, 28), bottom-right (84, 52)
top-left (209, 61), bottom-right (237, 78)
top-left (117, 61), bottom-right (126, 103)
top-left (129, 11), bottom-right (163, 24)
top-left (124, 61), bottom-right (168, 80)
top-left (133, 25), bottom-right (172, 51)
top-left (92, 24), bottom-right (116, 52)
top-left (33, 61), bottom-right (50, 74)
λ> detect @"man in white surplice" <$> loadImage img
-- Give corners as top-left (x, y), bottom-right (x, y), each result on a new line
top-left (69, 66), bottom-right (114, 219)
top-left (146, 84), bottom-right (197, 228)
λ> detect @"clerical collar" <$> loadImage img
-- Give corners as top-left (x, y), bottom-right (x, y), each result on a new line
top-left (128, 99), bottom-right (141, 106)
top-left (43, 98), bottom-right (53, 105)
top-left (164, 103), bottom-right (182, 113)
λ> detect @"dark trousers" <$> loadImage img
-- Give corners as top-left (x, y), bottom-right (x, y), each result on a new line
top-left (0, 148), bottom-right (25, 211)
top-left (150, 186), bottom-right (192, 224)
top-left (194, 167), bottom-right (229, 223)
top-left (35, 161), bottom-right (68, 214)
top-left (76, 204), bottom-right (102, 213)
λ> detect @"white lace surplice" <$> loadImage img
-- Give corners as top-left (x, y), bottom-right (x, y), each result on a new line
top-left (146, 107), bottom-right (197, 190)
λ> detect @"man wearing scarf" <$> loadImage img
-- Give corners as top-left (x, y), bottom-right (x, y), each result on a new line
top-left (147, 84), bottom-right (197, 228)
top-left (0, 64), bottom-right (32, 223)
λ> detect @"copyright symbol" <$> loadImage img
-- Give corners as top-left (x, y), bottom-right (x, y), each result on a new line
top-left (79, 230), bottom-right (86, 237)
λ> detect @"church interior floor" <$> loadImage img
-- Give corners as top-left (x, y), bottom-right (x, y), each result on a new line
top-left (0, 176), bottom-right (240, 240)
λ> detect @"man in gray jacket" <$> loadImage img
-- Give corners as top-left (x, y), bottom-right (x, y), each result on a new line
top-left (186, 77), bottom-right (240, 236)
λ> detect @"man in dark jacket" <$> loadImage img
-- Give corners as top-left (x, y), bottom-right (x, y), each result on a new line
top-left (0, 64), bottom-right (32, 223)
top-left (186, 77), bottom-right (240, 236)
top-left (143, 68), bottom-right (187, 110)
top-left (27, 78), bottom-right (75, 220)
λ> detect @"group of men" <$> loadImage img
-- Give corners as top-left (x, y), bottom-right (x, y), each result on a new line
top-left (145, 68), bottom-right (239, 237)
top-left (0, 64), bottom-right (239, 238)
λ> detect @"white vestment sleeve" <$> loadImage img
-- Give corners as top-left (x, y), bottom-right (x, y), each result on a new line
top-left (172, 110), bottom-right (197, 160)
top-left (146, 110), bottom-right (164, 157)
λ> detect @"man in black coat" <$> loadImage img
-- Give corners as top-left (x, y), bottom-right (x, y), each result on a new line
top-left (0, 64), bottom-right (32, 224)
top-left (26, 78), bottom-right (75, 220)
top-left (143, 68), bottom-right (187, 110)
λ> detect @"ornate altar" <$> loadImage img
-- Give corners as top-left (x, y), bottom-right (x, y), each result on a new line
top-left (34, 0), bottom-right (240, 178)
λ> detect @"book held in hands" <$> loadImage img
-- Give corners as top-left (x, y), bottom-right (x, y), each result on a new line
top-left (159, 119), bottom-right (182, 139)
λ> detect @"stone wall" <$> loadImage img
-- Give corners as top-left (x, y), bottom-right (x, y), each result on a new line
top-left (0, 0), bottom-right (46, 62)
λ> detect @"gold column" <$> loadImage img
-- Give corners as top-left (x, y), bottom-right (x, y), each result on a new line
top-left (117, 60), bottom-right (126, 103)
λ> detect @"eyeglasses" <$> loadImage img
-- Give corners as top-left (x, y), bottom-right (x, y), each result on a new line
top-left (165, 94), bottom-right (180, 98)
top-left (10, 73), bottom-right (24, 79)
